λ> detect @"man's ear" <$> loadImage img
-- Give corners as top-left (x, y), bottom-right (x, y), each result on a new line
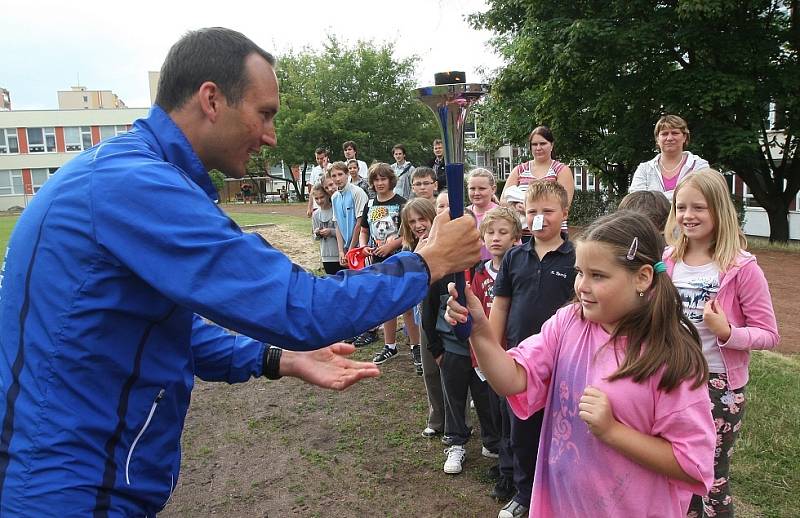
top-left (197, 81), bottom-right (224, 122)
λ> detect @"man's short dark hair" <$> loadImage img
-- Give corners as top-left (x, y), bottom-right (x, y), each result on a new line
top-left (392, 144), bottom-right (407, 155)
top-left (315, 147), bottom-right (329, 157)
top-left (155, 27), bottom-right (276, 112)
top-left (342, 141), bottom-right (358, 152)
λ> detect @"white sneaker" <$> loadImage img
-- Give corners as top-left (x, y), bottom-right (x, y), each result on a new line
top-left (421, 427), bottom-right (440, 438)
top-left (482, 446), bottom-right (499, 459)
top-left (443, 445), bottom-right (466, 474)
top-left (498, 499), bottom-right (528, 518)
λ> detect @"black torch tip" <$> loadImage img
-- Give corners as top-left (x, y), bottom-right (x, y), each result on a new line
top-left (434, 71), bottom-right (466, 85)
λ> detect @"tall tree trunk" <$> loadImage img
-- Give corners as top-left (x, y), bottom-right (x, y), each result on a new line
top-left (762, 198), bottom-right (790, 242)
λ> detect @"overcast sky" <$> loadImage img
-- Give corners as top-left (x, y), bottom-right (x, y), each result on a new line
top-left (2, 0), bottom-right (501, 110)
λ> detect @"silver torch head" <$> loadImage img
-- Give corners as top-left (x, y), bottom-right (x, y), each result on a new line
top-left (414, 73), bottom-right (489, 166)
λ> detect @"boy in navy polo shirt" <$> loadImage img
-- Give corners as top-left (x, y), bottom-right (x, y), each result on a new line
top-left (488, 181), bottom-right (576, 518)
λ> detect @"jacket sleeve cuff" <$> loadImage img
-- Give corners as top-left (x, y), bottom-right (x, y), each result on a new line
top-left (414, 252), bottom-right (432, 285)
top-left (718, 325), bottom-right (742, 349)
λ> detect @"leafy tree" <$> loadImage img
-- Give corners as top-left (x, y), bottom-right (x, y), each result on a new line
top-left (472, 0), bottom-right (799, 241)
top-left (208, 169), bottom-right (225, 194)
top-left (255, 37), bottom-right (440, 197)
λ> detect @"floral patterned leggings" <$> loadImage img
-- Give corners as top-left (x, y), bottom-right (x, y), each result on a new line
top-left (688, 372), bottom-right (746, 518)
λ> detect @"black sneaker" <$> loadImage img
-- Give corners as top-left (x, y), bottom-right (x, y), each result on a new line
top-left (353, 330), bottom-right (378, 347)
top-left (372, 345), bottom-right (398, 364)
top-left (490, 475), bottom-right (515, 502)
top-left (410, 345), bottom-right (423, 375)
top-left (442, 427), bottom-right (472, 445)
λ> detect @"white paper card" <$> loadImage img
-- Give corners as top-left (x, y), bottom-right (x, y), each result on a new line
top-left (532, 214), bottom-right (544, 231)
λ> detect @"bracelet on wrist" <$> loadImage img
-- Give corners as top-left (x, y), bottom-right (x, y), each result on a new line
top-left (263, 345), bottom-right (283, 380)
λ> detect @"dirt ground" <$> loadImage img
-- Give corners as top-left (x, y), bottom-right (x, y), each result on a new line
top-left (164, 209), bottom-right (509, 517)
top-left (160, 203), bottom-right (798, 518)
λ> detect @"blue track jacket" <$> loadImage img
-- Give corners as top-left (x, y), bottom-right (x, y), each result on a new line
top-left (0, 107), bottom-right (430, 516)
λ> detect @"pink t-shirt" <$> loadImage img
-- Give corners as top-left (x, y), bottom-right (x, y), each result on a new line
top-left (469, 202), bottom-right (499, 260)
top-left (506, 306), bottom-right (714, 518)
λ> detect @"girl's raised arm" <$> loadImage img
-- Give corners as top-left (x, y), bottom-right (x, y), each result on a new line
top-left (446, 282), bottom-right (527, 396)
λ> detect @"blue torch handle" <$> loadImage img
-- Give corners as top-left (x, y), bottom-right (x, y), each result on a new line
top-left (446, 163), bottom-right (473, 341)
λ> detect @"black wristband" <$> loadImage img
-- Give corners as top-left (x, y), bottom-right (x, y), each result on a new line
top-left (263, 346), bottom-right (283, 380)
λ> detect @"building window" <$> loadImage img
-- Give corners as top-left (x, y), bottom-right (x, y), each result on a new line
top-left (0, 129), bottom-right (19, 154)
top-left (0, 170), bottom-right (24, 195)
top-left (466, 151), bottom-right (488, 168)
top-left (30, 168), bottom-right (58, 192)
top-left (464, 121), bottom-right (477, 140)
top-left (64, 126), bottom-right (94, 152)
top-left (99, 125), bottom-right (128, 141)
top-left (587, 172), bottom-right (596, 191)
top-left (495, 157), bottom-right (511, 180)
top-left (741, 182), bottom-right (761, 208)
top-left (27, 127), bottom-right (56, 153)
top-left (575, 170), bottom-right (583, 190)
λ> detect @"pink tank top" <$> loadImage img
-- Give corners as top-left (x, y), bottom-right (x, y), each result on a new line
top-left (514, 160), bottom-right (569, 231)
top-left (516, 160), bottom-right (565, 192)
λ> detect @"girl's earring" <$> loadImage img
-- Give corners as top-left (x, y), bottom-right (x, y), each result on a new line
top-left (638, 291), bottom-right (644, 298)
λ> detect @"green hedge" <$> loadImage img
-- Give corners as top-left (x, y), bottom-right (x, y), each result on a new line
top-left (568, 190), bottom-right (623, 227)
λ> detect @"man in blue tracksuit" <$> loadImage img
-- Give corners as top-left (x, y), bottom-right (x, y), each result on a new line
top-left (0, 28), bottom-right (480, 516)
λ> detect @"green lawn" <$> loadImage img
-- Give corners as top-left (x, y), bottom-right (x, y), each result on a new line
top-left (227, 213), bottom-right (308, 235)
top-left (0, 213), bottom-right (308, 269)
top-left (0, 215), bottom-right (19, 267)
top-left (734, 351), bottom-right (800, 517)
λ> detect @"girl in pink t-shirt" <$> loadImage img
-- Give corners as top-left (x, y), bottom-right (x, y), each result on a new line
top-left (446, 210), bottom-right (715, 517)
top-left (466, 168), bottom-right (500, 261)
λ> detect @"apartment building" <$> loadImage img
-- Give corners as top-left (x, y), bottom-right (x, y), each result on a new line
top-left (0, 107), bottom-right (149, 211)
top-left (57, 86), bottom-right (127, 110)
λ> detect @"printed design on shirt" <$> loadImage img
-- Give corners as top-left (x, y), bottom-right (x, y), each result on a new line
top-left (549, 380), bottom-right (581, 465)
top-left (675, 275), bottom-right (719, 324)
top-left (550, 270), bottom-right (567, 279)
top-left (592, 473), bottom-right (633, 514)
top-left (478, 276), bottom-right (494, 310)
top-left (367, 204), bottom-right (401, 247)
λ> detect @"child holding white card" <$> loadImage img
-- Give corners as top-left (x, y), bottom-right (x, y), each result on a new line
top-left (485, 181), bottom-right (576, 518)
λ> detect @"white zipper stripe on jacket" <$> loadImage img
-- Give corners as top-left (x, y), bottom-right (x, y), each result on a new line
top-left (125, 389), bottom-right (165, 485)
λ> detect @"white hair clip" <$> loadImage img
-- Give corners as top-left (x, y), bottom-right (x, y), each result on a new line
top-left (626, 237), bottom-right (639, 261)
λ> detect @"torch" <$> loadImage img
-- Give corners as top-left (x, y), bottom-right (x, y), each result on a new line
top-left (415, 72), bottom-right (488, 341)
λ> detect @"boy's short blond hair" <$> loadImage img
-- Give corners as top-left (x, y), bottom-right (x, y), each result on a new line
top-left (526, 181), bottom-right (568, 209)
top-left (479, 206), bottom-right (522, 241)
top-left (329, 161), bottom-right (348, 174)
